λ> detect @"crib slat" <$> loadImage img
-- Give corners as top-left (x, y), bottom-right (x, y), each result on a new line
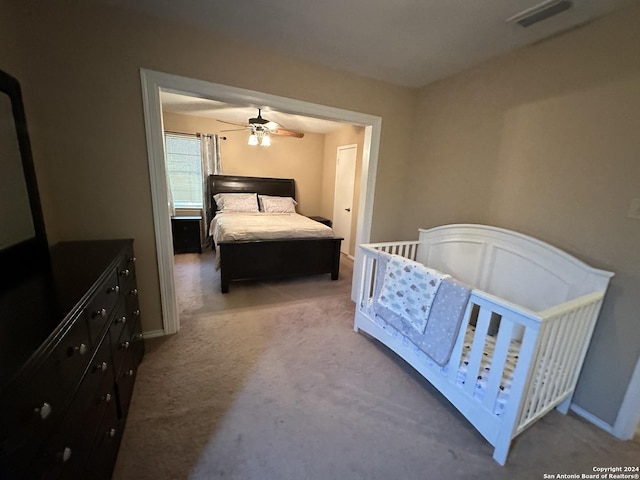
top-left (518, 319), bottom-right (553, 425)
top-left (447, 301), bottom-right (474, 383)
top-left (539, 316), bottom-right (571, 409)
top-left (529, 319), bottom-right (563, 421)
top-left (556, 306), bottom-right (587, 397)
top-left (507, 324), bottom-right (542, 435)
top-left (527, 321), bottom-right (557, 419)
top-left (562, 303), bottom-right (596, 393)
top-left (359, 253), bottom-right (375, 308)
top-left (482, 318), bottom-right (515, 412)
top-left (463, 304), bottom-right (492, 397)
top-left (548, 308), bottom-right (580, 401)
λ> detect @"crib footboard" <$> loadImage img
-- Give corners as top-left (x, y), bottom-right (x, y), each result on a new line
top-left (353, 241), bottom-right (606, 465)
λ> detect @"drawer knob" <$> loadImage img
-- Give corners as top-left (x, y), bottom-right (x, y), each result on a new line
top-left (126, 369), bottom-right (135, 377)
top-left (120, 269), bottom-right (130, 278)
top-left (95, 361), bottom-right (108, 373)
top-left (73, 343), bottom-right (88, 355)
top-left (61, 447), bottom-right (72, 463)
top-left (108, 428), bottom-right (117, 438)
top-left (35, 402), bottom-right (52, 420)
top-left (134, 333), bottom-right (144, 340)
top-left (128, 256), bottom-right (136, 264)
top-left (95, 308), bottom-right (107, 318)
top-left (134, 309), bottom-right (140, 317)
top-left (115, 315), bottom-right (127, 325)
top-left (120, 341), bottom-right (130, 350)
top-left (108, 285), bottom-right (120, 294)
top-left (129, 288), bottom-right (138, 297)
top-left (102, 393), bottom-right (112, 403)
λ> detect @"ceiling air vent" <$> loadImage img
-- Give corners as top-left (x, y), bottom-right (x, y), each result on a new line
top-left (507, 0), bottom-right (573, 27)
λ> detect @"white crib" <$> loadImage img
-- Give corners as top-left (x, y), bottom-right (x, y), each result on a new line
top-left (352, 224), bottom-right (613, 465)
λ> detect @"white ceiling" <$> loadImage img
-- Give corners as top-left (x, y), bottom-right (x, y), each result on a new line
top-left (160, 92), bottom-right (347, 134)
top-left (101, 0), bottom-right (635, 88)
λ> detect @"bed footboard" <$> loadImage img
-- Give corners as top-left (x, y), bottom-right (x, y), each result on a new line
top-left (353, 238), bottom-right (608, 465)
top-left (218, 237), bottom-right (342, 293)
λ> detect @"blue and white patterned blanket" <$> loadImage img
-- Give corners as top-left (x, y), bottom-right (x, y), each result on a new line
top-left (377, 254), bottom-right (448, 334)
top-left (373, 251), bottom-right (471, 366)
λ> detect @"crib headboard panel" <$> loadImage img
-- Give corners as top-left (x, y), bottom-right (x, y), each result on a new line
top-left (417, 224), bottom-right (613, 312)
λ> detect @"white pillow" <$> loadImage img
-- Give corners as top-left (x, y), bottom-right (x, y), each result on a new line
top-left (213, 193), bottom-right (259, 212)
top-left (259, 195), bottom-right (298, 213)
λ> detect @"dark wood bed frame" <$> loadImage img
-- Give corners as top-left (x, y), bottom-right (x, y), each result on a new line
top-left (206, 174), bottom-right (343, 293)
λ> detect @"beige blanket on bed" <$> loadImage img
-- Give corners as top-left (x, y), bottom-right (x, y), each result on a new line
top-left (209, 212), bottom-right (335, 269)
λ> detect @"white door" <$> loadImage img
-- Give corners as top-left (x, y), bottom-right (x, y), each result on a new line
top-left (332, 145), bottom-right (357, 255)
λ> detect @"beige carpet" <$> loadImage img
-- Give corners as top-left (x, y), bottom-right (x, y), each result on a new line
top-left (112, 250), bottom-right (640, 480)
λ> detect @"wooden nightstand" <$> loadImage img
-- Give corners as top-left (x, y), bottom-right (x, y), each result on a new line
top-left (171, 215), bottom-right (202, 254)
top-left (308, 216), bottom-right (332, 228)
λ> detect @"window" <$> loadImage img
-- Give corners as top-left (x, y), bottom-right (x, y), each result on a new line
top-left (164, 134), bottom-right (202, 208)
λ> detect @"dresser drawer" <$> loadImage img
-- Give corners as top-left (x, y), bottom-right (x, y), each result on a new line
top-left (124, 283), bottom-right (140, 318)
top-left (37, 332), bottom-right (115, 479)
top-left (85, 401), bottom-right (121, 480)
top-left (117, 250), bottom-right (137, 294)
top-left (110, 322), bottom-right (134, 379)
top-left (38, 384), bottom-right (114, 480)
top-left (115, 353), bottom-right (138, 420)
top-left (108, 301), bottom-right (129, 357)
top-left (129, 316), bottom-right (145, 366)
top-left (52, 312), bottom-right (92, 392)
top-left (0, 359), bottom-right (65, 478)
top-left (75, 334), bottom-right (114, 415)
top-left (86, 268), bottom-right (121, 344)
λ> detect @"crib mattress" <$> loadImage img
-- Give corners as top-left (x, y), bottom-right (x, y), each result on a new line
top-left (371, 314), bottom-right (520, 416)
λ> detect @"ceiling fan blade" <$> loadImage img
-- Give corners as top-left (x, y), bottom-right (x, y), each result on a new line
top-left (273, 129), bottom-right (304, 138)
top-left (216, 119), bottom-right (249, 127)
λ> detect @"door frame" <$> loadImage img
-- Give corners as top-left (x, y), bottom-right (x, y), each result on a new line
top-left (140, 68), bottom-right (382, 335)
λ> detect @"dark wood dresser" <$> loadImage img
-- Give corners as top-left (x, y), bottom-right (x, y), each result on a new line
top-left (0, 239), bottom-right (145, 479)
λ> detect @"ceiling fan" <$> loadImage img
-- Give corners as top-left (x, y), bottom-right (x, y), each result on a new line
top-left (219, 109), bottom-right (304, 146)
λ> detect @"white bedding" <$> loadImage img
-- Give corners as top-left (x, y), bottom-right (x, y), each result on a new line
top-left (209, 212), bottom-right (335, 269)
top-left (209, 212), bottom-right (334, 242)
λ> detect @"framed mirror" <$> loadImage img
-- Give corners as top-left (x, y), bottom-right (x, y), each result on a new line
top-left (0, 69), bottom-right (48, 283)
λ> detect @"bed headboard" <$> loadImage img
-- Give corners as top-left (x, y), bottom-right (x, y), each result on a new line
top-left (206, 174), bottom-right (296, 229)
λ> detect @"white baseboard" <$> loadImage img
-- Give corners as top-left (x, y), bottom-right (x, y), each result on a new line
top-left (142, 329), bottom-right (167, 339)
top-left (570, 404), bottom-right (615, 435)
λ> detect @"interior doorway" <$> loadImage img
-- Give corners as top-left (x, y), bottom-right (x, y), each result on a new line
top-left (140, 68), bottom-right (382, 335)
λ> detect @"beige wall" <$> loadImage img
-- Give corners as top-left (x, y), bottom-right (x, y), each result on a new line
top-left (162, 111), bottom-right (326, 215)
top-left (322, 125), bottom-right (366, 256)
top-left (404, 6), bottom-right (640, 424)
top-left (0, 0), bottom-right (58, 243)
top-left (6, 0), bottom-right (415, 336)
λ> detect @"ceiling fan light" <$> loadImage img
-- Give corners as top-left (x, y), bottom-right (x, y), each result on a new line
top-left (248, 133), bottom-right (259, 146)
top-left (260, 134), bottom-right (271, 147)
